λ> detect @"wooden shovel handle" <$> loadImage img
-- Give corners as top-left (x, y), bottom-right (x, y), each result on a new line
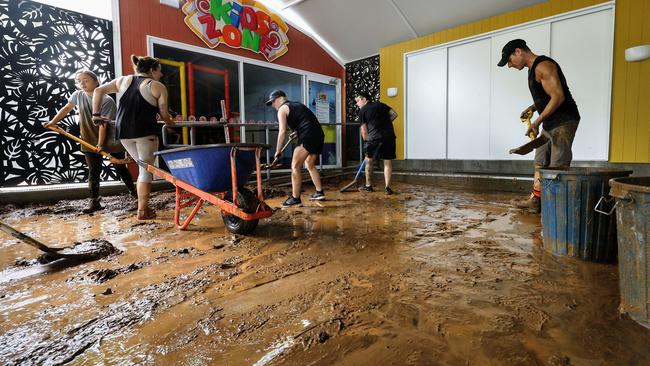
top-left (0, 222), bottom-right (58, 254)
top-left (46, 125), bottom-right (130, 164)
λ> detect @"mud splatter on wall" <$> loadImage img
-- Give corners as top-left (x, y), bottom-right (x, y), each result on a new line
top-left (0, 0), bottom-right (115, 187)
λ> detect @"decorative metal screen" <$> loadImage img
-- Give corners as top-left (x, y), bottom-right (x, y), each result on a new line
top-left (345, 55), bottom-right (379, 123)
top-left (0, 0), bottom-right (115, 187)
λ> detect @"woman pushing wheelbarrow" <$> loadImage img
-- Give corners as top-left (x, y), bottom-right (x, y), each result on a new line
top-left (92, 55), bottom-right (175, 220)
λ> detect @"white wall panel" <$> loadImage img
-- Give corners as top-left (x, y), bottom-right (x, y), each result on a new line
top-left (403, 7), bottom-right (613, 162)
top-left (406, 48), bottom-right (447, 159)
top-left (448, 39), bottom-right (491, 159)
top-left (489, 24), bottom-right (550, 160)
top-left (551, 9), bottom-right (613, 161)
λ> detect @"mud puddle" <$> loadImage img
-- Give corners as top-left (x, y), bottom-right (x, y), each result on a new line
top-left (1, 182), bottom-right (650, 365)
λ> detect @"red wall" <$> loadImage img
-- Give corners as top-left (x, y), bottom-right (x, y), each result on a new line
top-left (118, 0), bottom-right (344, 78)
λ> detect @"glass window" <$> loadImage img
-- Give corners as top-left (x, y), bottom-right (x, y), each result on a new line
top-left (153, 44), bottom-right (240, 144)
top-left (243, 63), bottom-right (302, 164)
top-left (308, 80), bottom-right (338, 166)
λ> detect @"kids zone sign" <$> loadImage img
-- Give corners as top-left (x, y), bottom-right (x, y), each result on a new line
top-left (182, 0), bottom-right (289, 62)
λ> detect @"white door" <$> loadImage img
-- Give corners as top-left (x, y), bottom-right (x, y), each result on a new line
top-left (551, 9), bottom-right (613, 161)
top-left (448, 39), bottom-right (491, 159)
top-left (406, 48), bottom-right (448, 159)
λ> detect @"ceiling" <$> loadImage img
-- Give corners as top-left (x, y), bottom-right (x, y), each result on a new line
top-left (262, 0), bottom-right (548, 64)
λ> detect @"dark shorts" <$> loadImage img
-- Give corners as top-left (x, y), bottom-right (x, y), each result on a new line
top-left (365, 138), bottom-right (396, 160)
top-left (300, 135), bottom-right (324, 155)
top-left (534, 120), bottom-right (579, 168)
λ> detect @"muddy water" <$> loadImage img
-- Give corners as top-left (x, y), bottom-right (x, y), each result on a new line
top-left (1, 184), bottom-right (649, 365)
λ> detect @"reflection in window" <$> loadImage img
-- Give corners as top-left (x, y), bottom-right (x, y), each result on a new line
top-left (243, 63), bottom-right (302, 164)
top-left (153, 44), bottom-right (240, 143)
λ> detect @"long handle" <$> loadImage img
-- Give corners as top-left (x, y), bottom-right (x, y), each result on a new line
top-left (0, 222), bottom-right (58, 254)
top-left (47, 125), bottom-right (130, 164)
top-left (279, 131), bottom-right (298, 153)
top-left (354, 159), bottom-right (366, 180)
top-left (263, 132), bottom-right (298, 169)
top-left (48, 125), bottom-right (104, 154)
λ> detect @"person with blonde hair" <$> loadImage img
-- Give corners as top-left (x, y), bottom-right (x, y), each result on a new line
top-left (92, 55), bottom-right (174, 220)
top-left (43, 69), bottom-right (136, 213)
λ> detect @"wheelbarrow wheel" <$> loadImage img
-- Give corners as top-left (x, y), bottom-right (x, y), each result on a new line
top-left (221, 187), bottom-right (259, 235)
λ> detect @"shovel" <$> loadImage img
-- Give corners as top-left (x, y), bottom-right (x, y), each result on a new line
top-left (509, 113), bottom-right (549, 155)
top-left (46, 125), bottom-right (132, 165)
top-left (0, 221), bottom-right (115, 261)
top-left (261, 131), bottom-right (298, 169)
top-left (509, 135), bottom-right (549, 155)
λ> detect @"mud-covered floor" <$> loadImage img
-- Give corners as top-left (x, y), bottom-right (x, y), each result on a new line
top-left (1, 182), bottom-right (650, 366)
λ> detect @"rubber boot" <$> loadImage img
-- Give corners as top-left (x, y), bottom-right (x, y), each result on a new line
top-left (82, 198), bottom-right (103, 214)
top-left (512, 194), bottom-right (541, 213)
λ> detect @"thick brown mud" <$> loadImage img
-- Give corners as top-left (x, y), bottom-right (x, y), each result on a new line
top-left (1, 183), bottom-right (649, 365)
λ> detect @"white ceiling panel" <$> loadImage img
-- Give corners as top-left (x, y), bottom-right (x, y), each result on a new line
top-left (394, 0), bottom-right (547, 38)
top-left (292, 0), bottom-right (416, 62)
top-left (261, 0), bottom-right (550, 64)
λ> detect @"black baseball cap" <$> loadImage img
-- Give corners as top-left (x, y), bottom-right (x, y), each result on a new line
top-left (497, 39), bottom-right (527, 67)
top-left (265, 90), bottom-right (286, 106)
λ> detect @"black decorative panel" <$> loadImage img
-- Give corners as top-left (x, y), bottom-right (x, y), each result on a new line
top-left (0, 0), bottom-right (115, 187)
top-left (345, 55), bottom-right (379, 123)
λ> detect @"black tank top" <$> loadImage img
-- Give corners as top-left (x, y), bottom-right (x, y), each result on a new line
top-left (528, 56), bottom-right (580, 130)
top-left (282, 101), bottom-right (324, 140)
top-left (116, 76), bottom-right (160, 139)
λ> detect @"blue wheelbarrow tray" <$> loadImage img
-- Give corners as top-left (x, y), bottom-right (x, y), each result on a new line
top-left (156, 143), bottom-right (268, 192)
top-left (142, 143), bottom-right (273, 235)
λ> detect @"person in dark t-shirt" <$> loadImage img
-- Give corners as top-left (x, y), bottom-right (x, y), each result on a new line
top-left (498, 39), bottom-right (580, 213)
top-left (266, 90), bottom-right (326, 208)
top-left (355, 92), bottom-right (398, 195)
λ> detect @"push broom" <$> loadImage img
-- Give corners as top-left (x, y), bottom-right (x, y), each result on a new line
top-left (339, 159), bottom-right (366, 192)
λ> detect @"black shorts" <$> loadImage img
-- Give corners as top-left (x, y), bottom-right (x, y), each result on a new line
top-left (365, 138), bottom-right (396, 160)
top-left (300, 135), bottom-right (324, 155)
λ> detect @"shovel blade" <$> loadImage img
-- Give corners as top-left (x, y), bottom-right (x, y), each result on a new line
top-left (509, 135), bottom-right (549, 155)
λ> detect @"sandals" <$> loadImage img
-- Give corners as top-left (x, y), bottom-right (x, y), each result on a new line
top-left (137, 208), bottom-right (157, 220)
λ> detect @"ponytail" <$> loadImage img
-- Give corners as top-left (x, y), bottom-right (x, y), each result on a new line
top-left (131, 54), bottom-right (160, 74)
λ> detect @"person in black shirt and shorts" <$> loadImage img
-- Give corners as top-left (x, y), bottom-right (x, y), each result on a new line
top-left (266, 90), bottom-right (326, 207)
top-left (497, 39), bottom-right (580, 213)
top-left (355, 92), bottom-right (398, 195)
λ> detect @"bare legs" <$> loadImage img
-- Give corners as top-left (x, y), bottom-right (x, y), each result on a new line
top-left (364, 157), bottom-right (393, 188)
top-left (290, 145), bottom-right (321, 199)
top-left (384, 159), bottom-right (392, 188)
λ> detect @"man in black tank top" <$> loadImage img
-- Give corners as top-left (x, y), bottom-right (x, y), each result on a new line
top-left (498, 39), bottom-right (580, 213)
top-left (266, 90), bottom-right (326, 207)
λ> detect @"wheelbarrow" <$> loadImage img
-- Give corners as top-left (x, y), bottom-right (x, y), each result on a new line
top-left (140, 143), bottom-right (274, 235)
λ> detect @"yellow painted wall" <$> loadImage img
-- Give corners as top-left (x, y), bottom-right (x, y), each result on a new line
top-left (381, 0), bottom-right (650, 163)
top-left (611, 0), bottom-right (650, 162)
